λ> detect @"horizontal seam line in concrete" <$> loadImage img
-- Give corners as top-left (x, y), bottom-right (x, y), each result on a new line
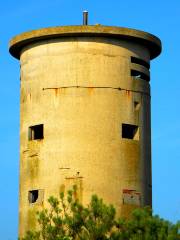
top-left (42, 86), bottom-right (150, 96)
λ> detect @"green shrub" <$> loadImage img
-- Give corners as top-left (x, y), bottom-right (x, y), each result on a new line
top-left (21, 186), bottom-right (180, 240)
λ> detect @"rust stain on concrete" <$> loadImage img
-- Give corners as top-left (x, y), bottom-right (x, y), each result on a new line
top-left (88, 87), bottom-right (94, 95)
top-left (55, 88), bottom-right (58, 97)
top-left (125, 89), bottom-right (131, 99)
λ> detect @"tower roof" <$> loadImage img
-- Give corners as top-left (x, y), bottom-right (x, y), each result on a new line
top-left (9, 25), bottom-right (162, 60)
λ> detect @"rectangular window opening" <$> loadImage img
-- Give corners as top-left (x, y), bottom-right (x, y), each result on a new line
top-left (28, 190), bottom-right (39, 204)
top-left (131, 56), bottom-right (150, 69)
top-left (28, 124), bottom-right (44, 140)
top-left (122, 189), bottom-right (141, 206)
top-left (131, 70), bottom-right (150, 82)
top-left (28, 189), bottom-right (44, 204)
top-left (122, 123), bottom-right (139, 140)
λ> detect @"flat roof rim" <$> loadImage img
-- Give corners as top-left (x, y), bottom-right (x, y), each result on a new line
top-left (9, 25), bottom-right (162, 60)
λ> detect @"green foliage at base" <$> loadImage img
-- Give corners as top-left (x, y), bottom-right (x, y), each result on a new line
top-left (20, 186), bottom-right (180, 240)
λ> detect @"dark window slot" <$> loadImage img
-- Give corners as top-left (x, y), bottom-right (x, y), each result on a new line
top-left (122, 123), bottom-right (139, 140)
top-left (131, 56), bottom-right (150, 69)
top-left (134, 101), bottom-right (140, 111)
top-left (28, 124), bottom-right (44, 140)
top-left (131, 70), bottom-right (150, 82)
top-left (28, 190), bottom-right (39, 203)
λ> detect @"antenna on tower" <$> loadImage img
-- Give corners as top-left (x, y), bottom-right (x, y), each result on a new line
top-left (83, 10), bottom-right (88, 25)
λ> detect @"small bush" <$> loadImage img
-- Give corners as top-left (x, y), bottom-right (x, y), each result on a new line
top-left (21, 186), bottom-right (180, 240)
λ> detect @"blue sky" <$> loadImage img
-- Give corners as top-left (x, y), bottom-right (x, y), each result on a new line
top-left (1, 0), bottom-right (179, 239)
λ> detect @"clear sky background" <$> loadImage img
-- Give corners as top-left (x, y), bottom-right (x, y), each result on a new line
top-left (0, 0), bottom-right (179, 239)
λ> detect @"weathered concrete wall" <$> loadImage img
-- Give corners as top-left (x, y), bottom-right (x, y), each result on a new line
top-left (18, 36), bottom-right (152, 237)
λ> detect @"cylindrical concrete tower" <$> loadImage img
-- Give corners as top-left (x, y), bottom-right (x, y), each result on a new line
top-left (9, 25), bottom-right (161, 237)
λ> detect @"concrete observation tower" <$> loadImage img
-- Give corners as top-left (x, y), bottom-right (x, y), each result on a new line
top-left (9, 13), bottom-right (161, 237)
